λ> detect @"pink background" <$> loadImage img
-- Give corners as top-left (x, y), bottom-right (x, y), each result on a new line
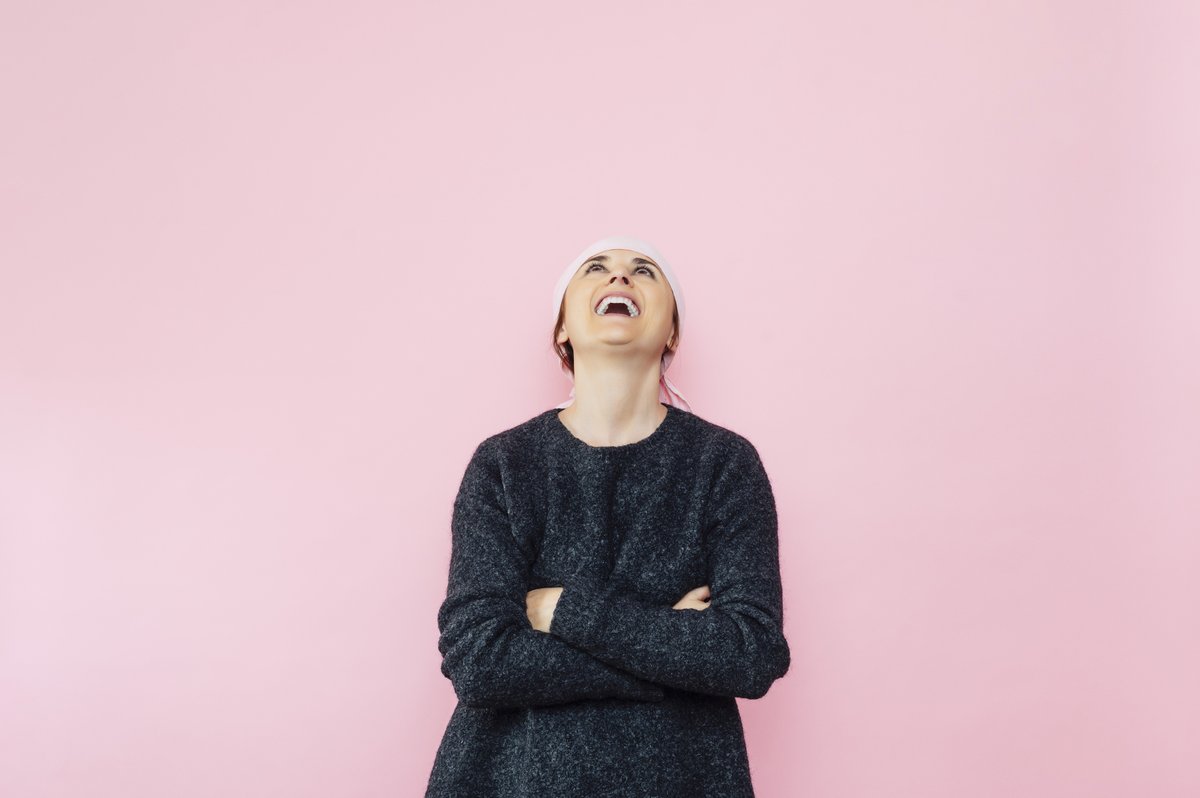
top-left (2, 1), bottom-right (1197, 796)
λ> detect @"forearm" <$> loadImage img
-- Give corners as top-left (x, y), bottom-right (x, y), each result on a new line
top-left (548, 575), bottom-right (790, 699)
top-left (438, 594), bottom-right (665, 709)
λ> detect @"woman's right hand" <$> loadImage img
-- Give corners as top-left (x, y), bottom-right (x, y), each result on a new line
top-left (673, 584), bottom-right (711, 611)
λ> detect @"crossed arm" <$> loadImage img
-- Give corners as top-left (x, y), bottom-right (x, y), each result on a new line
top-left (435, 438), bottom-right (790, 709)
top-left (436, 472), bottom-right (665, 707)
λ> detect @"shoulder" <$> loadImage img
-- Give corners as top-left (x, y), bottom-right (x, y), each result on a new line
top-left (682, 412), bottom-right (777, 532)
top-left (470, 408), bottom-right (554, 460)
top-left (676, 408), bottom-right (766, 468)
top-left (456, 408), bottom-right (557, 487)
top-left (679, 412), bottom-right (775, 517)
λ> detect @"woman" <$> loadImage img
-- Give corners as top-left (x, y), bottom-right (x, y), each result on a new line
top-left (425, 236), bottom-right (791, 797)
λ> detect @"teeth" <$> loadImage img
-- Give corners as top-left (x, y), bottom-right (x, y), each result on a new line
top-left (595, 296), bottom-right (640, 317)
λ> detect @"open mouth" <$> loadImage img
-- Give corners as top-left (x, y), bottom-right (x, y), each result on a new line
top-left (594, 296), bottom-right (640, 317)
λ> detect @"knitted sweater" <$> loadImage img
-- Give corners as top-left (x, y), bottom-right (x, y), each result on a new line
top-left (424, 402), bottom-right (790, 797)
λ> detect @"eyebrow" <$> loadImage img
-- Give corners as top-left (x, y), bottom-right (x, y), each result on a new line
top-left (580, 254), bottom-right (660, 273)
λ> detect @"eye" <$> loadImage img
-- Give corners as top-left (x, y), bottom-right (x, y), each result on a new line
top-left (586, 263), bottom-right (655, 276)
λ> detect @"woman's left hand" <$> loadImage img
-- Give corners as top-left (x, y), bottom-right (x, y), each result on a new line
top-left (525, 586), bottom-right (563, 632)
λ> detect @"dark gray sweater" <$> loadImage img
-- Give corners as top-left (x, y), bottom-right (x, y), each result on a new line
top-left (425, 402), bottom-right (790, 797)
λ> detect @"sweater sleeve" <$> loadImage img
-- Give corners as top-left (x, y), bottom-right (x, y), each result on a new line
top-left (547, 437), bottom-right (791, 699)
top-left (436, 440), bottom-right (667, 709)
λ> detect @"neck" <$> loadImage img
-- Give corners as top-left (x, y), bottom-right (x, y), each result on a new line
top-left (559, 355), bottom-right (667, 446)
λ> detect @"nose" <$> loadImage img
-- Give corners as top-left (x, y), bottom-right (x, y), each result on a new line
top-left (608, 272), bottom-right (631, 284)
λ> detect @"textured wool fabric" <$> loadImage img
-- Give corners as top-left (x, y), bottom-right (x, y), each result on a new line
top-left (424, 403), bottom-right (790, 797)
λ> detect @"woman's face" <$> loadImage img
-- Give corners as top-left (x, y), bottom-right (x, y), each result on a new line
top-left (556, 248), bottom-right (677, 358)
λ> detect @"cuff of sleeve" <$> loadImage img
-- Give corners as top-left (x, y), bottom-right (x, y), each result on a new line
top-left (622, 678), bottom-right (666, 702)
top-left (548, 574), bottom-right (611, 648)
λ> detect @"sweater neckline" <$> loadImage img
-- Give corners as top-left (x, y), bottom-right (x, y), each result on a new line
top-left (548, 402), bottom-right (679, 453)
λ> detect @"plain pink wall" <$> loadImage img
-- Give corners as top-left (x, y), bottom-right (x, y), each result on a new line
top-left (2, 1), bottom-right (1197, 796)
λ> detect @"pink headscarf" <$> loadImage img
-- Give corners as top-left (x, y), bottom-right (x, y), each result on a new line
top-left (551, 235), bottom-right (692, 412)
